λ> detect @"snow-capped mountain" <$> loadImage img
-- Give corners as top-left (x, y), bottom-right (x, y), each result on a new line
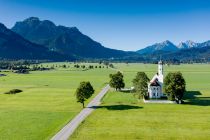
top-left (178, 40), bottom-right (199, 49)
top-left (137, 40), bottom-right (210, 54)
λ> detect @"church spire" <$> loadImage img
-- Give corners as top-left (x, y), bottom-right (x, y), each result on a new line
top-left (158, 60), bottom-right (163, 75)
top-left (158, 60), bottom-right (163, 83)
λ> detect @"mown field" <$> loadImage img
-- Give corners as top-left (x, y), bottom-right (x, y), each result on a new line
top-left (71, 63), bottom-right (210, 140)
top-left (0, 62), bottom-right (114, 140)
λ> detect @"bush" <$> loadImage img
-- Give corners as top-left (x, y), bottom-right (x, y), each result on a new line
top-left (4, 89), bottom-right (23, 94)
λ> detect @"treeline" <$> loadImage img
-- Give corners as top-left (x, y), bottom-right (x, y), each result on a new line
top-left (79, 57), bottom-right (210, 64)
top-left (0, 60), bottom-right (31, 69)
top-left (73, 63), bottom-right (114, 70)
top-left (0, 60), bottom-right (53, 74)
top-left (0, 60), bottom-right (116, 74)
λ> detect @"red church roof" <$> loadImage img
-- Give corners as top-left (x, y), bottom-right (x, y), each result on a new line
top-left (149, 78), bottom-right (160, 86)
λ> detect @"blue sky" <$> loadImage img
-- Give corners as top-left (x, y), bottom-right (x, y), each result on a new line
top-left (0, 0), bottom-right (210, 51)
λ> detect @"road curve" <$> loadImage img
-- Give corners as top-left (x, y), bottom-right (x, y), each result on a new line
top-left (51, 84), bottom-right (110, 140)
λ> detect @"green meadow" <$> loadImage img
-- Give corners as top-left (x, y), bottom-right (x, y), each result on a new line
top-left (71, 63), bottom-right (210, 140)
top-left (0, 63), bottom-right (113, 140)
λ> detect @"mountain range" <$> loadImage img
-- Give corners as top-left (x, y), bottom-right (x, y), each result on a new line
top-left (0, 17), bottom-right (209, 62)
top-left (137, 40), bottom-right (210, 55)
top-left (11, 17), bottom-right (133, 59)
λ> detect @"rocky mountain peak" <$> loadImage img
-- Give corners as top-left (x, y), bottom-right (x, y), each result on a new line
top-left (24, 17), bottom-right (40, 22)
top-left (0, 23), bottom-right (7, 32)
top-left (178, 40), bottom-right (198, 49)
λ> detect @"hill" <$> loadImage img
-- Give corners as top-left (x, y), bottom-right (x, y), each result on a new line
top-left (141, 45), bottom-right (210, 62)
top-left (164, 45), bottom-right (210, 61)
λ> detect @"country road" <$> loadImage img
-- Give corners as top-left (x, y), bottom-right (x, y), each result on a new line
top-left (51, 84), bottom-right (110, 140)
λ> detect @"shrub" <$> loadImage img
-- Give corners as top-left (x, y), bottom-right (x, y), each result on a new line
top-left (4, 89), bottom-right (23, 94)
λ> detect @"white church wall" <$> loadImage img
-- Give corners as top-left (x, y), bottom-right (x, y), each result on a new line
top-left (149, 86), bottom-right (162, 99)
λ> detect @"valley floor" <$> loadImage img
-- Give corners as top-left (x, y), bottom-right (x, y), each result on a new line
top-left (0, 63), bottom-right (210, 139)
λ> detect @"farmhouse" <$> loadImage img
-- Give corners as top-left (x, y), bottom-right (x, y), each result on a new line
top-left (148, 60), bottom-right (164, 99)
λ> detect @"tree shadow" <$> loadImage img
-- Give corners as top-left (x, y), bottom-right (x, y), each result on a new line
top-left (183, 91), bottom-right (210, 106)
top-left (120, 90), bottom-right (132, 93)
top-left (90, 105), bottom-right (143, 110)
top-left (183, 91), bottom-right (202, 99)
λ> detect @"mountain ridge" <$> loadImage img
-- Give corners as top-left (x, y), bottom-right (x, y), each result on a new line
top-left (137, 40), bottom-right (178, 54)
top-left (12, 17), bottom-right (133, 59)
top-left (0, 17), bottom-right (210, 62)
top-left (0, 22), bottom-right (73, 60)
top-left (137, 40), bottom-right (210, 54)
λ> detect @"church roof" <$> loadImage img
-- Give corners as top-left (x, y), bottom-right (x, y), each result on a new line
top-left (149, 78), bottom-right (160, 86)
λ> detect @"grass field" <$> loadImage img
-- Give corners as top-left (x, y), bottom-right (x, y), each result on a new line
top-left (71, 63), bottom-right (210, 140)
top-left (0, 63), bottom-right (114, 140)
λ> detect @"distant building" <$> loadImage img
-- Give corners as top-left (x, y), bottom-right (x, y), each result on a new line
top-left (147, 60), bottom-right (164, 99)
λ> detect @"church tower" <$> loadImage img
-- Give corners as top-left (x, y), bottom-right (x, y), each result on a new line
top-left (158, 60), bottom-right (163, 83)
top-left (147, 60), bottom-right (165, 99)
top-left (147, 60), bottom-right (164, 99)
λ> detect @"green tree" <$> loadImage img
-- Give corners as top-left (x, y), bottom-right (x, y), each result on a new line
top-left (132, 72), bottom-right (149, 99)
top-left (109, 64), bottom-right (114, 68)
top-left (76, 81), bottom-right (95, 108)
top-left (109, 71), bottom-right (125, 91)
top-left (164, 72), bottom-right (186, 102)
top-left (62, 64), bottom-right (66, 68)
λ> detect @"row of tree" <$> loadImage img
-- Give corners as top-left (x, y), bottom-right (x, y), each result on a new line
top-left (75, 71), bottom-right (186, 108)
top-left (74, 64), bottom-right (108, 69)
top-left (109, 71), bottom-right (186, 102)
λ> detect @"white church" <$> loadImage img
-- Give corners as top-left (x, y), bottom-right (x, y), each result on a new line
top-left (147, 60), bottom-right (165, 99)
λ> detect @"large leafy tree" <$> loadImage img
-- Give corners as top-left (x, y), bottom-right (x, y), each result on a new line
top-left (76, 81), bottom-right (95, 108)
top-left (132, 72), bottom-right (149, 99)
top-left (109, 71), bottom-right (125, 91)
top-left (164, 72), bottom-right (186, 102)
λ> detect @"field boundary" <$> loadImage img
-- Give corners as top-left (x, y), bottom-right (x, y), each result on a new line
top-left (51, 84), bottom-right (110, 140)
